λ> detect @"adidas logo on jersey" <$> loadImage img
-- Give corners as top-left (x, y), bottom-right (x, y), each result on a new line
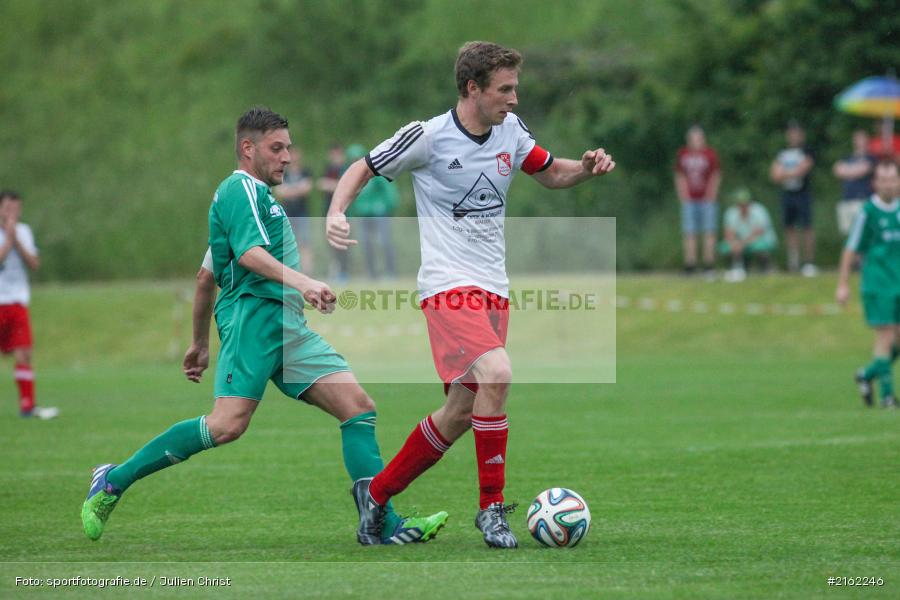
top-left (448, 158), bottom-right (463, 170)
top-left (484, 454), bottom-right (505, 465)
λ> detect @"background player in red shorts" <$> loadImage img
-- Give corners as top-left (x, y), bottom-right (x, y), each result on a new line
top-left (0, 190), bottom-right (57, 419)
top-left (327, 41), bottom-right (615, 548)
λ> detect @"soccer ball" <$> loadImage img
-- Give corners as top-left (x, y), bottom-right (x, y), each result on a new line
top-left (526, 488), bottom-right (591, 547)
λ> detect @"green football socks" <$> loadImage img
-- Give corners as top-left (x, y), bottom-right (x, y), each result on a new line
top-left (876, 356), bottom-right (894, 399)
top-left (340, 411), bottom-right (401, 534)
top-left (862, 357), bottom-right (886, 381)
top-left (106, 416), bottom-right (216, 492)
top-left (862, 356), bottom-right (893, 400)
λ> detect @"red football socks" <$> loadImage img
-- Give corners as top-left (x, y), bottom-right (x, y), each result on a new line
top-left (472, 414), bottom-right (508, 509)
top-left (369, 415), bottom-right (450, 506)
top-left (14, 364), bottom-right (35, 414)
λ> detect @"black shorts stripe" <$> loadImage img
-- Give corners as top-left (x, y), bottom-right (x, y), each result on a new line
top-left (371, 125), bottom-right (424, 170)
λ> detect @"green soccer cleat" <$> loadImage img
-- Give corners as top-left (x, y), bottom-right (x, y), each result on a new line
top-left (382, 511), bottom-right (450, 545)
top-left (81, 464), bottom-right (122, 541)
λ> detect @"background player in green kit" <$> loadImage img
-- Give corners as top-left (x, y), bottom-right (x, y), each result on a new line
top-left (836, 160), bottom-right (900, 408)
top-left (82, 107), bottom-right (447, 545)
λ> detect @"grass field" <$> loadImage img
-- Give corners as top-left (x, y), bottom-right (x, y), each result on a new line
top-left (1, 274), bottom-right (898, 598)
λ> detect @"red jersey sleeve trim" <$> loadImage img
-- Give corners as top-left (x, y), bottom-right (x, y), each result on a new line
top-left (522, 145), bottom-right (552, 175)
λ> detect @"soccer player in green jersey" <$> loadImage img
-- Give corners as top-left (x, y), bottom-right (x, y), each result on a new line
top-left (836, 160), bottom-right (900, 408)
top-left (82, 107), bottom-right (447, 545)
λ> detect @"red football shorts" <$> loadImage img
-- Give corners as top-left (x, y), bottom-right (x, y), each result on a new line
top-left (420, 286), bottom-right (509, 395)
top-left (0, 304), bottom-right (33, 353)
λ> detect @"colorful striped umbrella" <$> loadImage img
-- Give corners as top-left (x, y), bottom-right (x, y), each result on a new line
top-left (835, 76), bottom-right (900, 118)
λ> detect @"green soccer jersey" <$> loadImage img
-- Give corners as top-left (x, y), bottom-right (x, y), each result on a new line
top-left (208, 169), bottom-right (303, 313)
top-left (845, 195), bottom-right (900, 295)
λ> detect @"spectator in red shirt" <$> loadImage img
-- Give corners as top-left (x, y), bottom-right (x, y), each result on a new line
top-left (675, 125), bottom-right (721, 276)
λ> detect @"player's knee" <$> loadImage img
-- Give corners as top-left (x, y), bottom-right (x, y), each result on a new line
top-left (474, 351), bottom-right (513, 386)
top-left (213, 425), bottom-right (245, 445)
top-left (354, 391), bottom-right (376, 415)
top-left (344, 387), bottom-right (375, 416)
top-left (208, 417), bottom-right (249, 445)
top-left (479, 363), bottom-right (512, 387)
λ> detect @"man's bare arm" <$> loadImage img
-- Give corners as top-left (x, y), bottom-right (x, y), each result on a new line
top-left (183, 268), bottom-right (217, 383)
top-left (835, 248), bottom-right (858, 305)
top-left (532, 148), bottom-right (615, 190)
top-left (192, 268), bottom-right (216, 346)
top-left (674, 173), bottom-right (689, 201)
top-left (326, 159), bottom-right (375, 249)
top-left (238, 246), bottom-right (335, 313)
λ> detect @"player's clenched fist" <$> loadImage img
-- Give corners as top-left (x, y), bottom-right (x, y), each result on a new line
top-left (326, 213), bottom-right (357, 250)
top-left (582, 148), bottom-right (616, 176)
top-left (182, 343), bottom-right (210, 383)
top-left (302, 278), bottom-right (337, 314)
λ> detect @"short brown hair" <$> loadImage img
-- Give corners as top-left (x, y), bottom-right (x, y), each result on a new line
top-left (0, 190), bottom-right (21, 203)
top-left (235, 106), bottom-right (289, 158)
top-left (875, 160), bottom-right (899, 176)
top-left (455, 41), bottom-right (523, 97)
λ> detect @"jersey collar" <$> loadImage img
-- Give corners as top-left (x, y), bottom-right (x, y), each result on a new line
top-left (871, 194), bottom-right (899, 212)
top-left (451, 108), bottom-right (491, 146)
top-left (233, 169), bottom-right (269, 189)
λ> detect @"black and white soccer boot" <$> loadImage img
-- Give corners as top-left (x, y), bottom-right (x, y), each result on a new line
top-left (351, 477), bottom-right (385, 545)
top-left (855, 369), bottom-right (874, 407)
top-left (882, 395), bottom-right (897, 409)
top-left (475, 502), bottom-right (518, 548)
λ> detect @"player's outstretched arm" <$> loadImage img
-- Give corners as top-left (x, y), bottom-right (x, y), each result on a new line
top-left (326, 159), bottom-right (375, 250)
top-left (532, 148), bottom-right (616, 189)
top-left (183, 267), bottom-right (216, 383)
top-left (238, 246), bottom-right (336, 313)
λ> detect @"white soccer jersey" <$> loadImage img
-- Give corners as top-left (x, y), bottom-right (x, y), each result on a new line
top-left (365, 109), bottom-right (552, 299)
top-left (0, 223), bottom-right (38, 305)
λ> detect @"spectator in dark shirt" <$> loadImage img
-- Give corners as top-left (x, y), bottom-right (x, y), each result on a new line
top-left (833, 130), bottom-right (877, 237)
top-left (770, 121), bottom-right (816, 276)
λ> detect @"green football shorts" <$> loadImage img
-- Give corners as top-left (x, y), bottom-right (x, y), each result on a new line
top-left (214, 294), bottom-right (350, 401)
top-left (862, 292), bottom-right (900, 327)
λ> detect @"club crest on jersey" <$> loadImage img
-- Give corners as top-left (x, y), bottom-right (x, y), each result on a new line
top-left (452, 172), bottom-right (505, 220)
top-left (496, 152), bottom-right (512, 176)
top-left (270, 204), bottom-right (285, 218)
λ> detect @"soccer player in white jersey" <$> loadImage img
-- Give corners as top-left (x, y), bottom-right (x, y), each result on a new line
top-left (0, 191), bottom-right (57, 419)
top-left (327, 41), bottom-right (616, 548)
